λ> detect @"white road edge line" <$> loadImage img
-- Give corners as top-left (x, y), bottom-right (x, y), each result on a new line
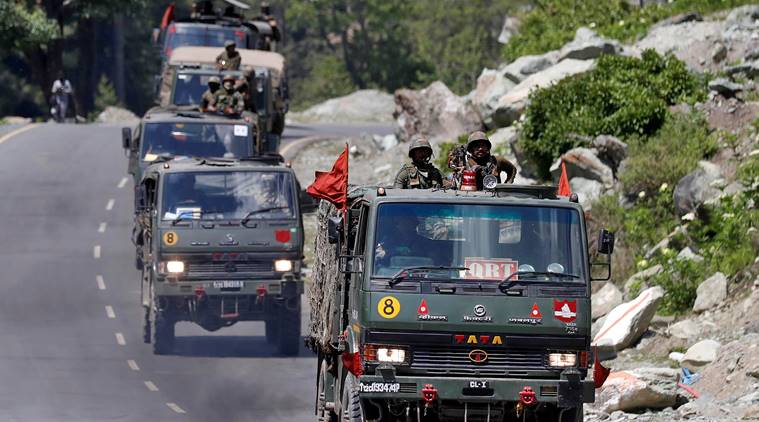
top-left (115, 332), bottom-right (126, 346)
top-left (0, 124), bottom-right (40, 146)
top-left (106, 199), bottom-right (115, 211)
top-left (144, 381), bottom-right (159, 392)
top-left (105, 305), bottom-right (116, 319)
top-left (117, 177), bottom-right (128, 189)
top-left (127, 360), bottom-right (140, 371)
top-left (98, 222), bottom-right (107, 233)
top-left (96, 275), bottom-right (106, 290)
top-left (93, 245), bottom-right (101, 259)
top-left (166, 403), bottom-right (186, 414)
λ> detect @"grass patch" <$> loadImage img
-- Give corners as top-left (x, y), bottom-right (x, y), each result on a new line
top-left (502, 0), bottom-right (758, 62)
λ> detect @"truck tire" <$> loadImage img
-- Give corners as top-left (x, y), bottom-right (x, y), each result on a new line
top-left (151, 298), bottom-right (175, 355)
top-left (339, 375), bottom-right (363, 422)
top-left (317, 360), bottom-right (336, 422)
top-left (559, 406), bottom-right (583, 422)
top-left (142, 305), bottom-right (151, 344)
top-left (276, 300), bottom-right (301, 356)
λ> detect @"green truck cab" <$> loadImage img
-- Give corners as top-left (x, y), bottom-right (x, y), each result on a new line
top-left (309, 185), bottom-right (614, 422)
top-left (134, 156), bottom-right (311, 355)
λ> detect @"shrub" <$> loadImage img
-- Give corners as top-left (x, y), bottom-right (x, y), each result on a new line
top-left (619, 112), bottom-right (718, 194)
top-left (92, 75), bottom-right (120, 118)
top-left (434, 133), bottom-right (468, 176)
top-left (519, 50), bottom-right (706, 178)
top-left (290, 55), bottom-right (356, 110)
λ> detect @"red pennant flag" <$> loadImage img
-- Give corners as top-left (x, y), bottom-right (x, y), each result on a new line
top-left (307, 144), bottom-right (349, 210)
top-left (558, 160), bottom-right (571, 197)
top-left (160, 3), bottom-right (175, 30)
top-left (593, 347), bottom-right (611, 388)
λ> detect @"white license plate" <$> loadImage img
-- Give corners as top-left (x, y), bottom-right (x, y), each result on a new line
top-left (468, 380), bottom-right (489, 389)
top-left (212, 281), bottom-right (245, 289)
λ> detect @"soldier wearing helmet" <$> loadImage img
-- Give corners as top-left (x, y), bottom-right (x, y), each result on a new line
top-left (200, 75), bottom-right (221, 112)
top-left (216, 40), bottom-right (241, 70)
top-left (214, 74), bottom-right (245, 115)
top-left (451, 131), bottom-right (517, 189)
top-left (393, 135), bottom-right (443, 189)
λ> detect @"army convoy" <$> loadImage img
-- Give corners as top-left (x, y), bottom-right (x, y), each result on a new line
top-left (308, 186), bottom-right (614, 421)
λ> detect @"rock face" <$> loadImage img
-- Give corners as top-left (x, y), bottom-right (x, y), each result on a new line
top-left (668, 318), bottom-right (700, 340)
top-left (681, 339), bottom-right (721, 371)
top-left (693, 272), bottom-right (728, 313)
top-left (570, 177), bottom-right (604, 208)
top-left (592, 135), bottom-right (628, 175)
top-left (394, 81), bottom-right (482, 145)
top-left (673, 161), bottom-right (722, 216)
top-left (623, 264), bottom-right (663, 296)
top-left (593, 286), bottom-right (664, 352)
top-left (472, 68), bottom-right (517, 129)
top-left (558, 27), bottom-right (621, 61)
top-left (96, 106), bottom-right (138, 124)
top-left (492, 59), bottom-right (595, 127)
top-left (634, 20), bottom-right (724, 70)
top-left (550, 147), bottom-right (614, 188)
top-left (592, 282), bottom-right (624, 320)
top-left (497, 16), bottom-right (520, 44)
top-left (593, 367), bottom-right (679, 412)
top-left (291, 89), bottom-right (395, 124)
top-left (708, 77), bottom-right (744, 97)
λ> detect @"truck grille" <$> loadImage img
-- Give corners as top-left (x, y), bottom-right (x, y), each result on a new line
top-left (409, 347), bottom-right (545, 376)
top-left (186, 261), bottom-right (274, 275)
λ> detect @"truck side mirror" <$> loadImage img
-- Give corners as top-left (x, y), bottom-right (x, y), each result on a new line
top-left (327, 216), bottom-right (342, 244)
top-left (152, 28), bottom-right (160, 44)
top-left (122, 127), bottom-right (132, 150)
top-left (134, 184), bottom-right (147, 212)
top-left (597, 229), bottom-right (615, 254)
top-left (299, 190), bottom-right (317, 214)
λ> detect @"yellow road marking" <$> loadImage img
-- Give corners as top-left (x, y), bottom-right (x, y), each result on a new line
top-left (0, 124), bottom-right (40, 146)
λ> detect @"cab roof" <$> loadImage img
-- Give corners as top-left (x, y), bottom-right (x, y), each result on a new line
top-left (142, 106), bottom-right (251, 124)
top-left (168, 46), bottom-right (284, 73)
top-left (143, 155), bottom-right (291, 177)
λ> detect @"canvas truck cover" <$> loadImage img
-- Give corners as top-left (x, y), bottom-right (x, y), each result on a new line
top-left (168, 46), bottom-right (285, 85)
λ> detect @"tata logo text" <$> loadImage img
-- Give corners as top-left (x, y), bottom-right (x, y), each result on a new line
top-left (454, 334), bottom-right (504, 346)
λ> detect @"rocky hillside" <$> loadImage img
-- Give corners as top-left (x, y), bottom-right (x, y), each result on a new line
top-left (291, 4), bottom-right (759, 421)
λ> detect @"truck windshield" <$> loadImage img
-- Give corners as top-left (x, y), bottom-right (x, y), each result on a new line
top-left (161, 171), bottom-right (295, 221)
top-left (165, 25), bottom-right (250, 51)
top-left (372, 203), bottom-right (586, 282)
top-left (173, 73), bottom-right (243, 106)
top-left (141, 122), bottom-right (252, 161)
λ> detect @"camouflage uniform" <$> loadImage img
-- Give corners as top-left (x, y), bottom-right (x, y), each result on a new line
top-left (448, 131), bottom-right (517, 189)
top-left (200, 76), bottom-right (220, 111)
top-left (215, 76), bottom-right (246, 114)
top-left (216, 41), bottom-right (241, 70)
top-left (393, 136), bottom-right (443, 189)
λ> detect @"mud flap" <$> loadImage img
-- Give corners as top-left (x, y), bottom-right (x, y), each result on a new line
top-left (558, 368), bottom-right (583, 408)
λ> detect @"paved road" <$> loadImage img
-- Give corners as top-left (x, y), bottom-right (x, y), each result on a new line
top-left (0, 122), bottom-right (390, 421)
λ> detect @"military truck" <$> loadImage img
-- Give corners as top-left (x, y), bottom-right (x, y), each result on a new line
top-left (134, 156), bottom-right (312, 355)
top-left (308, 185), bottom-right (615, 421)
top-left (158, 46), bottom-right (288, 136)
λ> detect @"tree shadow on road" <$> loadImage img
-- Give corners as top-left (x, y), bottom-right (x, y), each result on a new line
top-left (171, 335), bottom-right (313, 358)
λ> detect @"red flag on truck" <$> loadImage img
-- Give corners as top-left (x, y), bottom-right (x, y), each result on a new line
top-left (558, 161), bottom-right (571, 197)
top-left (307, 144), bottom-right (349, 210)
top-left (160, 3), bottom-right (175, 30)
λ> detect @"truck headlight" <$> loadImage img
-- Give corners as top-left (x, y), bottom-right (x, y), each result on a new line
top-left (548, 353), bottom-right (577, 367)
top-left (363, 344), bottom-right (409, 364)
top-left (274, 259), bottom-right (292, 272)
top-left (165, 260), bottom-right (185, 273)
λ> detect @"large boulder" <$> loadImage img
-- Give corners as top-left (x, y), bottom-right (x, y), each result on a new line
top-left (668, 319), bottom-right (700, 341)
top-left (394, 81), bottom-right (482, 145)
top-left (692, 272), bottom-right (728, 313)
top-left (549, 147), bottom-right (614, 188)
top-left (492, 59), bottom-right (595, 127)
top-left (623, 264), bottom-right (663, 297)
top-left (672, 161), bottom-right (722, 216)
top-left (593, 367), bottom-right (679, 413)
top-left (681, 339), bottom-right (721, 371)
top-left (592, 286), bottom-right (664, 352)
top-left (634, 20), bottom-right (724, 71)
top-left (558, 27), bottom-right (621, 61)
top-left (570, 177), bottom-right (604, 209)
top-left (592, 282), bottom-right (624, 320)
top-left (497, 16), bottom-right (520, 44)
top-left (592, 135), bottom-right (628, 175)
top-left (472, 68), bottom-right (517, 129)
top-left (290, 89), bottom-right (395, 124)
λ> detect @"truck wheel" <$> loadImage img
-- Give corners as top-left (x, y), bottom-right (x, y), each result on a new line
top-left (265, 320), bottom-right (279, 344)
top-left (339, 375), bottom-right (363, 422)
top-left (276, 300), bottom-right (301, 356)
top-left (317, 360), bottom-right (336, 422)
top-left (151, 300), bottom-right (175, 355)
top-left (142, 305), bottom-right (151, 344)
top-left (559, 406), bottom-right (583, 422)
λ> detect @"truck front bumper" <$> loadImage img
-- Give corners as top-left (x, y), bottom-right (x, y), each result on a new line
top-left (356, 374), bottom-right (594, 405)
top-left (154, 274), bottom-right (303, 298)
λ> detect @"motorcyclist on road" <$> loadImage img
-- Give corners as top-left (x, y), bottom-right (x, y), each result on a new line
top-left (50, 72), bottom-right (73, 122)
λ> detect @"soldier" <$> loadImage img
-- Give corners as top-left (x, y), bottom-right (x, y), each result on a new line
top-left (200, 76), bottom-right (221, 112)
top-left (453, 131), bottom-right (517, 189)
top-left (393, 135), bottom-right (443, 189)
top-left (214, 74), bottom-right (246, 115)
top-left (216, 40), bottom-right (241, 71)
top-left (235, 76), bottom-right (250, 108)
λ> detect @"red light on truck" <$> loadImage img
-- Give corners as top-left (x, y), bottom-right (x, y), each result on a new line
top-left (341, 352), bottom-right (363, 377)
top-left (275, 230), bottom-right (291, 243)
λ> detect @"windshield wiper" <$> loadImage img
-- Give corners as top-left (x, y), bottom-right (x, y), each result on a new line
top-left (171, 210), bottom-right (203, 226)
top-left (240, 206), bottom-right (290, 225)
top-left (498, 271), bottom-right (581, 293)
top-left (389, 266), bottom-right (469, 287)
